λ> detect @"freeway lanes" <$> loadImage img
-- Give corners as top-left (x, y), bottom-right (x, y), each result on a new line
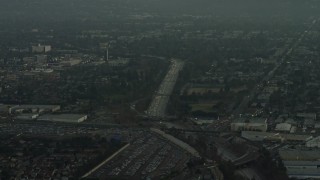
top-left (147, 59), bottom-right (184, 118)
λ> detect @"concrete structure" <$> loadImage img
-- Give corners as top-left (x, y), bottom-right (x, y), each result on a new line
top-left (15, 114), bottom-right (39, 120)
top-left (150, 128), bottom-right (200, 157)
top-left (280, 148), bottom-right (320, 179)
top-left (147, 59), bottom-right (184, 117)
top-left (82, 143), bottom-right (130, 178)
top-left (11, 105), bottom-right (60, 114)
top-left (275, 123), bottom-right (292, 132)
top-left (306, 136), bottom-right (320, 148)
top-left (241, 131), bottom-right (312, 142)
top-left (231, 118), bottom-right (267, 132)
top-left (38, 114), bottom-right (87, 123)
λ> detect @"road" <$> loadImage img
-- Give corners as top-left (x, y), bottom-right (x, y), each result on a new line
top-left (232, 18), bottom-right (318, 116)
top-left (150, 128), bottom-right (200, 157)
top-left (81, 143), bottom-right (131, 178)
top-left (146, 59), bottom-right (184, 118)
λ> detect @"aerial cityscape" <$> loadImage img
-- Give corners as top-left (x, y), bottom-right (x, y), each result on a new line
top-left (1, 0), bottom-right (320, 179)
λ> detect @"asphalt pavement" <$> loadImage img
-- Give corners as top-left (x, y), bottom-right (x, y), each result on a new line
top-left (147, 59), bottom-right (184, 118)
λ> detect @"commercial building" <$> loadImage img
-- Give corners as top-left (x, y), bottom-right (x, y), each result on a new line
top-left (38, 114), bottom-right (88, 123)
top-left (231, 118), bottom-right (267, 132)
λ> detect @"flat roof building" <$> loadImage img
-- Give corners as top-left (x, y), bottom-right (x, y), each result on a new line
top-left (11, 105), bottom-right (60, 114)
top-left (231, 118), bottom-right (267, 132)
top-left (275, 123), bottom-right (292, 132)
top-left (306, 136), bottom-right (320, 148)
top-left (241, 131), bottom-right (312, 142)
top-left (280, 148), bottom-right (320, 179)
top-left (0, 104), bottom-right (18, 114)
top-left (15, 114), bottom-right (39, 121)
top-left (38, 114), bottom-right (87, 123)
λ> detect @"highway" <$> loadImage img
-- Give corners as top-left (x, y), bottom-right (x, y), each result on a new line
top-left (146, 59), bottom-right (184, 118)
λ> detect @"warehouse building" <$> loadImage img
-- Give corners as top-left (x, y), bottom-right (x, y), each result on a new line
top-left (280, 148), bottom-right (320, 179)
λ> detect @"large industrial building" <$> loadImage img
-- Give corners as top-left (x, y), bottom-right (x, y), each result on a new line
top-left (38, 114), bottom-right (87, 123)
top-left (280, 148), bottom-right (320, 179)
top-left (231, 118), bottom-right (268, 132)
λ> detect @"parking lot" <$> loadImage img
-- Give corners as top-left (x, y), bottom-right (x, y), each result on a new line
top-left (88, 132), bottom-right (191, 179)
